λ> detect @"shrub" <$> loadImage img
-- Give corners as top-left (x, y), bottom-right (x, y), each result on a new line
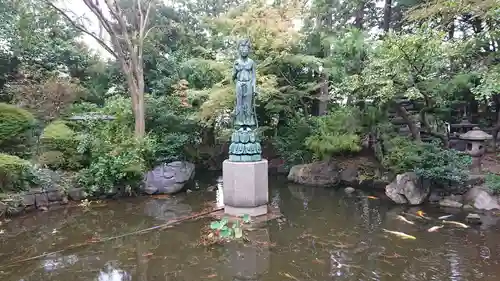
top-left (39, 120), bottom-right (84, 170)
top-left (273, 111), bottom-right (314, 168)
top-left (382, 138), bottom-right (471, 185)
top-left (485, 173), bottom-right (500, 194)
top-left (146, 94), bottom-right (201, 163)
top-left (77, 132), bottom-right (157, 196)
top-left (76, 95), bottom-right (158, 196)
top-left (305, 107), bottom-right (363, 160)
top-left (0, 153), bottom-right (36, 192)
top-left (9, 75), bottom-right (85, 122)
top-left (0, 103), bottom-right (36, 158)
top-left (38, 151), bottom-right (66, 170)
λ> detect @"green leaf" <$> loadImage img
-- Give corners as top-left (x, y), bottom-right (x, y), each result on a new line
top-left (220, 229), bottom-right (231, 238)
top-left (210, 221), bottom-right (220, 230)
top-left (242, 214), bottom-right (251, 223)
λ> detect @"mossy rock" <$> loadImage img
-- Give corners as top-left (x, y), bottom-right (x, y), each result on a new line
top-left (0, 153), bottom-right (35, 192)
top-left (0, 103), bottom-right (36, 158)
top-left (39, 121), bottom-right (85, 170)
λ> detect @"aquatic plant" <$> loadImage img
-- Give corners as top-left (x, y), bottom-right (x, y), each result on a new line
top-left (201, 214), bottom-right (251, 245)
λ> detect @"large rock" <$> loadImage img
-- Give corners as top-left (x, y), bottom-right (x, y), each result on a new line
top-left (144, 161), bottom-right (195, 194)
top-left (385, 172), bottom-right (430, 205)
top-left (287, 161), bottom-right (340, 186)
top-left (464, 186), bottom-right (500, 211)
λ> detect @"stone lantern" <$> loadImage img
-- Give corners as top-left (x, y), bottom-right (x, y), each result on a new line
top-left (459, 127), bottom-right (493, 173)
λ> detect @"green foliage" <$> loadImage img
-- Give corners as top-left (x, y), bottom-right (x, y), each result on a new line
top-left (76, 95), bottom-right (157, 196)
top-left (146, 95), bottom-right (201, 163)
top-left (39, 120), bottom-right (84, 170)
top-left (208, 215), bottom-right (250, 240)
top-left (305, 107), bottom-right (363, 159)
top-left (0, 103), bottom-right (36, 158)
top-left (0, 153), bottom-right (36, 192)
top-left (37, 151), bottom-right (65, 169)
top-left (382, 138), bottom-right (471, 185)
top-left (485, 173), bottom-right (500, 194)
top-left (273, 111), bottom-right (314, 168)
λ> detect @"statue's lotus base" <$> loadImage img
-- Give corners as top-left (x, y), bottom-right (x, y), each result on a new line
top-left (222, 159), bottom-right (269, 217)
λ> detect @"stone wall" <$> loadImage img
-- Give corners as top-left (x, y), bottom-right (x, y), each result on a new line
top-left (0, 187), bottom-right (86, 217)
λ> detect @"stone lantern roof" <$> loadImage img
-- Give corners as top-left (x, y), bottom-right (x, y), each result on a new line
top-left (459, 127), bottom-right (493, 141)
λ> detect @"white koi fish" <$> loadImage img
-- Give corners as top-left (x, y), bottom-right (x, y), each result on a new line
top-left (442, 220), bottom-right (469, 228)
top-left (382, 229), bottom-right (417, 240)
top-left (427, 225), bottom-right (444, 232)
top-left (396, 215), bottom-right (415, 225)
top-left (438, 214), bottom-right (453, 220)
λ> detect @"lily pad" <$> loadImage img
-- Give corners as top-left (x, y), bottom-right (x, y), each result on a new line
top-left (210, 221), bottom-right (221, 230)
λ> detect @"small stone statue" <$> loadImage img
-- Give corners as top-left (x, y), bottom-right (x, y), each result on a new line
top-left (228, 38), bottom-right (262, 162)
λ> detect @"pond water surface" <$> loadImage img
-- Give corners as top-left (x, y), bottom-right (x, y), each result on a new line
top-left (1, 175), bottom-right (500, 281)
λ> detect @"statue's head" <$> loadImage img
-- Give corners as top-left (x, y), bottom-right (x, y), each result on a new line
top-left (238, 38), bottom-right (251, 58)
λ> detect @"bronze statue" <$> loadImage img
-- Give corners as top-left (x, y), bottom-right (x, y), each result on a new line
top-left (233, 38), bottom-right (257, 126)
top-left (228, 38), bottom-right (262, 162)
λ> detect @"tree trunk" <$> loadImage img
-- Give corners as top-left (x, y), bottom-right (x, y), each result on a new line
top-left (492, 95), bottom-right (500, 152)
top-left (317, 72), bottom-right (328, 115)
top-left (354, 0), bottom-right (365, 29)
top-left (396, 103), bottom-right (421, 142)
top-left (121, 64), bottom-right (146, 138)
top-left (382, 0), bottom-right (392, 33)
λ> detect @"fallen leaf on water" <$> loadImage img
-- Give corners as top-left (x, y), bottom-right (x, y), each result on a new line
top-left (142, 252), bottom-right (154, 258)
top-left (416, 210), bottom-right (426, 217)
top-left (367, 196), bottom-right (379, 200)
top-left (203, 274), bottom-right (217, 278)
top-left (86, 237), bottom-right (101, 243)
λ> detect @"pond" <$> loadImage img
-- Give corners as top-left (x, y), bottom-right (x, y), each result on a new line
top-left (1, 175), bottom-right (500, 281)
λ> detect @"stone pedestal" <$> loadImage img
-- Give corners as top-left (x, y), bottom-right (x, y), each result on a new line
top-left (222, 159), bottom-right (269, 217)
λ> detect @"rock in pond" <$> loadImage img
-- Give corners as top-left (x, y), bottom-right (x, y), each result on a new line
top-left (385, 172), bottom-right (430, 205)
top-left (144, 161), bottom-right (195, 195)
top-left (439, 198), bottom-right (463, 208)
top-left (287, 156), bottom-right (384, 187)
top-left (287, 161), bottom-right (340, 186)
top-left (344, 187), bottom-right (355, 194)
top-left (464, 186), bottom-right (500, 211)
top-left (465, 213), bottom-right (481, 224)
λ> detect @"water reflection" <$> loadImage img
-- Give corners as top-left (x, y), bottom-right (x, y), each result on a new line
top-left (97, 262), bottom-right (131, 281)
top-left (143, 198), bottom-right (192, 221)
top-left (42, 254), bottom-right (78, 272)
top-left (221, 228), bottom-right (270, 280)
top-left (216, 180), bottom-right (224, 208)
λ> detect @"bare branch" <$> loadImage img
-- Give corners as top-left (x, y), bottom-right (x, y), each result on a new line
top-left (44, 0), bottom-right (117, 59)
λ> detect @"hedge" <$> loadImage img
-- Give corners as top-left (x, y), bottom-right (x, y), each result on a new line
top-left (0, 153), bottom-right (34, 192)
top-left (0, 103), bottom-right (36, 158)
top-left (39, 121), bottom-right (84, 170)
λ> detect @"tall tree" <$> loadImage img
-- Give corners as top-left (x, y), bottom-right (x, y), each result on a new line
top-left (46, 0), bottom-right (157, 137)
